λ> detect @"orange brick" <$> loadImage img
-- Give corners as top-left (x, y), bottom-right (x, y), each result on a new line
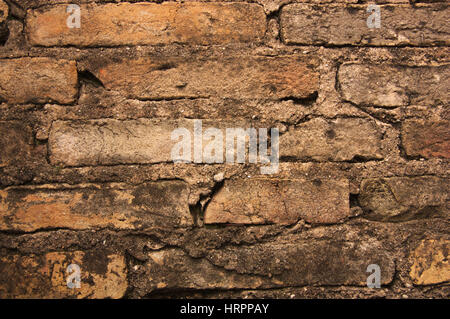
top-left (26, 2), bottom-right (266, 47)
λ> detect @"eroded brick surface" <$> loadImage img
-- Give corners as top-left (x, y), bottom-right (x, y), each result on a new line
top-left (338, 63), bottom-right (449, 107)
top-left (0, 121), bottom-right (33, 167)
top-left (0, 58), bottom-right (78, 104)
top-left (0, 251), bottom-right (127, 298)
top-left (280, 118), bottom-right (385, 161)
top-left (49, 119), bottom-right (186, 167)
top-left (401, 119), bottom-right (450, 159)
top-left (0, 1), bottom-right (7, 25)
top-left (359, 176), bottom-right (449, 221)
top-left (135, 238), bottom-right (394, 294)
top-left (48, 119), bottom-right (260, 167)
top-left (0, 181), bottom-right (192, 232)
top-left (26, 3), bottom-right (266, 47)
top-left (0, 0), bottom-right (448, 300)
top-left (281, 4), bottom-right (450, 46)
top-left (89, 55), bottom-right (319, 100)
top-left (204, 178), bottom-right (350, 225)
top-left (0, 0), bottom-right (8, 42)
top-left (409, 238), bottom-right (450, 285)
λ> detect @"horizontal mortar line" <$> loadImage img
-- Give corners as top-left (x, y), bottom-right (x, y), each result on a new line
top-left (0, 224), bottom-right (195, 236)
top-left (143, 283), bottom-right (385, 297)
top-left (26, 0), bottom-right (268, 11)
top-left (12, 173), bottom-right (450, 191)
top-left (0, 179), bottom-right (187, 189)
top-left (23, 38), bottom-right (269, 49)
top-left (130, 96), bottom-right (211, 102)
top-left (284, 43), bottom-right (450, 49)
top-left (4, 164), bottom-right (449, 181)
top-left (42, 159), bottom-right (391, 171)
top-left (45, 115), bottom-right (377, 123)
top-left (24, 1), bottom-right (450, 14)
top-left (17, 43), bottom-right (450, 51)
top-left (0, 226), bottom-right (105, 236)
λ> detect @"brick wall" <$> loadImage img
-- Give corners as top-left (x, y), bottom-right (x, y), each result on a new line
top-left (0, 0), bottom-right (448, 299)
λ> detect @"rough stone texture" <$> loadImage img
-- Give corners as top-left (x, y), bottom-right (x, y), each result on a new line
top-left (49, 119), bottom-right (256, 167)
top-left (280, 118), bottom-right (385, 161)
top-left (0, 0), bottom-right (7, 43)
top-left (401, 119), bottom-right (450, 159)
top-left (338, 63), bottom-right (449, 107)
top-left (359, 176), bottom-right (449, 221)
top-left (409, 238), bottom-right (450, 285)
top-left (281, 4), bottom-right (450, 46)
top-left (0, 121), bottom-right (33, 167)
top-left (204, 178), bottom-right (350, 225)
top-left (0, 1), bottom-right (448, 300)
top-left (0, 251), bottom-right (127, 298)
top-left (135, 237), bottom-right (394, 295)
top-left (89, 55), bottom-right (319, 100)
top-left (0, 181), bottom-right (192, 232)
top-left (0, 58), bottom-right (78, 104)
top-left (0, 1), bottom-right (7, 24)
top-left (26, 3), bottom-right (266, 47)
top-left (49, 119), bottom-right (186, 167)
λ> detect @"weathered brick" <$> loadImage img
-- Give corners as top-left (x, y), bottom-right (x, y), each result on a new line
top-left (409, 238), bottom-right (449, 285)
top-left (0, 181), bottom-right (192, 232)
top-left (258, 0), bottom-right (360, 14)
top-left (49, 119), bottom-right (179, 167)
top-left (0, 251), bottom-right (127, 298)
top-left (359, 176), bottom-right (449, 221)
top-left (0, 58), bottom-right (78, 104)
top-left (0, 122), bottom-right (33, 167)
top-left (280, 4), bottom-right (449, 46)
top-left (138, 239), bottom-right (394, 293)
top-left (280, 118), bottom-right (384, 161)
top-left (204, 178), bottom-right (350, 225)
top-left (338, 63), bottom-right (449, 107)
top-left (89, 55), bottom-right (319, 100)
top-left (49, 119), bottom-right (266, 167)
top-left (401, 119), bottom-right (450, 159)
top-left (26, 3), bottom-right (266, 47)
top-left (0, 0), bottom-right (8, 24)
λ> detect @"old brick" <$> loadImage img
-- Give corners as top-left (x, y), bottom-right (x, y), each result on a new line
top-left (204, 178), bottom-right (350, 225)
top-left (206, 240), bottom-right (394, 286)
top-left (49, 119), bottom-right (264, 167)
top-left (359, 176), bottom-right (449, 221)
top-left (280, 4), bottom-right (449, 46)
top-left (26, 3), bottom-right (266, 47)
top-left (338, 63), bottom-right (449, 107)
top-left (401, 119), bottom-right (450, 159)
top-left (257, 0), bottom-right (361, 15)
top-left (0, 0), bottom-right (8, 24)
top-left (0, 0), bottom-right (9, 39)
top-left (0, 0), bottom-right (7, 40)
top-left (49, 119), bottom-right (180, 167)
top-left (280, 118), bottom-right (384, 161)
top-left (0, 181), bottom-right (192, 232)
top-left (0, 251), bottom-right (127, 298)
top-left (409, 238), bottom-right (449, 285)
top-left (0, 121), bottom-right (33, 167)
top-left (138, 239), bottom-right (394, 293)
top-left (0, 58), bottom-right (78, 104)
top-left (90, 55), bottom-right (319, 100)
